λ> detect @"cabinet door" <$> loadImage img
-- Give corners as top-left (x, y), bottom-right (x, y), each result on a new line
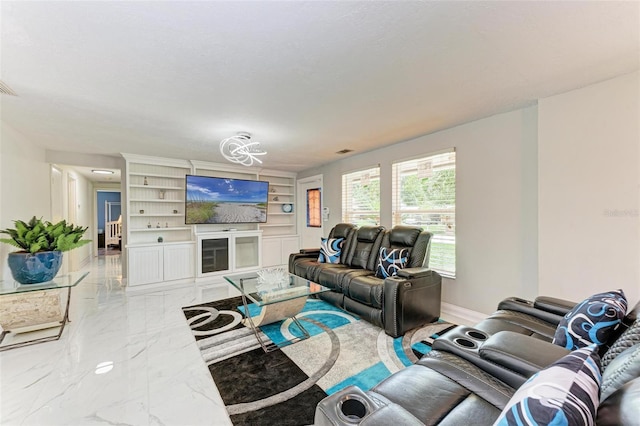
top-left (164, 244), bottom-right (195, 281)
top-left (164, 244), bottom-right (194, 281)
top-left (128, 246), bottom-right (163, 286)
top-left (281, 236), bottom-right (300, 264)
top-left (262, 238), bottom-right (282, 267)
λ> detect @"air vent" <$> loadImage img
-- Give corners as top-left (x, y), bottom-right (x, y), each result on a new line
top-left (336, 149), bottom-right (354, 155)
top-left (0, 80), bottom-right (17, 96)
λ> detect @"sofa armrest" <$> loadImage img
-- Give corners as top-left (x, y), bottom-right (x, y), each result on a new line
top-left (383, 270), bottom-right (441, 337)
top-left (299, 248), bottom-right (321, 255)
top-left (288, 250), bottom-right (320, 274)
top-left (397, 267), bottom-right (431, 279)
top-left (533, 296), bottom-right (576, 316)
top-left (497, 297), bottom-right (565, 326)
top-left (479, 331), bottom-right (569, 379)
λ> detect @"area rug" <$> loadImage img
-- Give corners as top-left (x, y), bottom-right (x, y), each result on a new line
top-left (182, 296), bottom-right (455, 426)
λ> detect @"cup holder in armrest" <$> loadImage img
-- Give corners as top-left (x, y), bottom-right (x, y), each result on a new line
top-left (453, 337), bottom-right (478, 349)
top-left (432, 326), bottom-right (492, 360)
top-left (465, 330), bottom-right (488, 341)
top-left (338, 394), bottom-right (370, 423)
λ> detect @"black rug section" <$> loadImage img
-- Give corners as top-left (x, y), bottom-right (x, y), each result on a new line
top-left (183, 296), bottom-right (245, 341)
top-left (210, 347), bottom-right (318, 404)
top-left (184, 297), bottom-right (328, 425)
top-left (230, 386), bottom-right (327, 426)
top-left (209, 348), bottom-right (327, 426)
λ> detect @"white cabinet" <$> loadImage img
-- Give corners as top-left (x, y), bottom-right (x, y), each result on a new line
top-left (128, 246), bottom-right (163, 286)
top-left (196, 231), bottom-right (262, 279)
top-left (128, 243), bottom-right (195, 287)
top-left (262, 235), bottom-right (300, 267)
top-left (164, 244), bottom-right (195, 281)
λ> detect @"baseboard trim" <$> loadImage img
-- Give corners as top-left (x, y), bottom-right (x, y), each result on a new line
top-left (441, 302), bottom-right (487, 326)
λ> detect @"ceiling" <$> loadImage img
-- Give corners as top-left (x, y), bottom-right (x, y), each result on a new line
top-left (1, 1), bottom-right (638, 173)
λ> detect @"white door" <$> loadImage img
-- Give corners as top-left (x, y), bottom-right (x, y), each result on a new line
top-left (50, 166), bottom-right (63, 222)
top-left (297, 175), bottom-right (324, 249)
top-left (67, 174), bottom-right (78, 271)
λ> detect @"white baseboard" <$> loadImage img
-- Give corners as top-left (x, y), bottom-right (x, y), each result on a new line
top-left (441, 302), bottom-right (487, 326)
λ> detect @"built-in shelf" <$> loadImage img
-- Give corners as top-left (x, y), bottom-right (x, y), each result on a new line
top-left (130, 199), bottom-right (184, 203)
top-left (129, 172), bottom-right (185, 179)
top-left (130, 184), bottom-right (183, 190)
top-left (130, 213), bottom-right (183, 217)
top-left (131, 227), bottom-right (191, 232)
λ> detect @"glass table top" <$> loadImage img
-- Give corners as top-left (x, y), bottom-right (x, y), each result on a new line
top-left (0, 271), bottom-right (89, 296)
top-left (224, 271), bottom-right (330, 307)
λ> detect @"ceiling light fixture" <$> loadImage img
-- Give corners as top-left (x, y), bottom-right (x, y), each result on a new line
top-left (92, 169), bottom-right (114, 175)
top-left (219, 132), bottom-right (266, 167)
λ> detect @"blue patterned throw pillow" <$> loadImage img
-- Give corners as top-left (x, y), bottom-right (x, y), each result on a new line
top-left (375, 247), bottom-right (409, 278)
top-left (553, 290), bottom-right (627, 350)
top-left (494, 345), bottom-right (602, 426)
top-left (318, 237), bottom-right (344, 264)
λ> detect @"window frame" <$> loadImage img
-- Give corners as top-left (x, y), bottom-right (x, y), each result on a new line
top-left (392, 149), bottom-right (456, 277)
top-left (341, 165), bottom-right (381, 226)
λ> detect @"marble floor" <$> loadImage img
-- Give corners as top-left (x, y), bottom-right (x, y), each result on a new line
top-left (0, 255), bottom-right (237, 425)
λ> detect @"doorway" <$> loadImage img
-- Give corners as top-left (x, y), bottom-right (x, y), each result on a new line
top-left (97, 191), bottom-right (122, 256)
top-left (297, 175), bottom-right (324, 248)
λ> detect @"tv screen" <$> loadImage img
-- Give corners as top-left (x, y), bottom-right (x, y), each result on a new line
top-left (185, 175), bottom-right (269, 224)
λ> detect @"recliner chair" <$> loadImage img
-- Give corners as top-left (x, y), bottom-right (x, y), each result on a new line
top-left (314, 294), bottom-right (640, 425)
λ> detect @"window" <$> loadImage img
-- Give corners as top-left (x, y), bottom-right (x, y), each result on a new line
top-left (342, 166), bottom-right (380, 226)
top-left (306, 188), bottom-right (321, 228)
top-left (392, 151), bottom-right (456, 276)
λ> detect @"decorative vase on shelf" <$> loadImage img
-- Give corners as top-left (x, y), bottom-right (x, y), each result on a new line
top-left (159, 190), bottom-right (165, 199)
top-left (144, 177), bottom-right (148, 185)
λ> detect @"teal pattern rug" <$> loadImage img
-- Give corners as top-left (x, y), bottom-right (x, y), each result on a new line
top-left (183, 296), bottom-right (455, 425)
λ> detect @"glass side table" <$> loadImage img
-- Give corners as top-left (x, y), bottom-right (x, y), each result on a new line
top-left (0, 271), bottom-right (89, 351)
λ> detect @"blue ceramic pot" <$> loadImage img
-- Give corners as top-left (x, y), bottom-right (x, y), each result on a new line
top-left (7, 251), bottom-right (63, 284)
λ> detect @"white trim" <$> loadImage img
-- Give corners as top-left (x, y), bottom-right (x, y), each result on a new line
top-left (440, 302), bottom-right (487, 326)
top-left (297, 174), bottom-right (323, 185)
top-left (122, 153), bottom-right (191, 168)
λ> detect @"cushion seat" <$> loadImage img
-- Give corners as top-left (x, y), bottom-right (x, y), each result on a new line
top-left (346, 274), bottom-right (384, 309)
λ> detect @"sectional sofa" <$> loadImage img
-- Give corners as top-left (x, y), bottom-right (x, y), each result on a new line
top-left (314, 293), bottom-right (640, 425)
top-left (289, 223), bottom-right (442, 337)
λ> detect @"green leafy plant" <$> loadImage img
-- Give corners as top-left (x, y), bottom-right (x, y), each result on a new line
top-left (0, 216), bottom-right (91, 254)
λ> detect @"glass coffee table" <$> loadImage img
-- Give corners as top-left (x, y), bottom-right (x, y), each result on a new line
top-left (0, 271), bottom-right (89, 351)
top-left (224, 271), bottom-right (330, 352)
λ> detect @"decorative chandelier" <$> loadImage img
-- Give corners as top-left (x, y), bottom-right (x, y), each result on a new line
top-left (219, 132), bottom-right (267, 167)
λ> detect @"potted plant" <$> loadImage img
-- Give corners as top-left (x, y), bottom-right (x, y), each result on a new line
top-left (0, 216), bottom-right (91, 284)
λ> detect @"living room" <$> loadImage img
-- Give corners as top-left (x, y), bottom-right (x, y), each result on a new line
top-left (1, 1), bottom-right (639, 425)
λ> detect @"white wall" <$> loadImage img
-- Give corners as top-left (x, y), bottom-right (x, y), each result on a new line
top-left (538, 71), bottom-right (640, 304)
top-left (298, 106), bottom-right (539, 315)
top-left (0, 122), bottom-right (52, 281)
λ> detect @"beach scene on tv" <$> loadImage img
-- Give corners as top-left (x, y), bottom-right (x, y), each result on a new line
top-left (186, 176), bottom-right (268, 224)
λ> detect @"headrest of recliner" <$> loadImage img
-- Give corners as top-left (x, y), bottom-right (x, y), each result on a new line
top-left (389, 226), bottom-right (422, 247)
top-left (626, 300), bottom-right (640, 325)
top-left (356, 226), bottom-right (385, 242)
top-left (331, 223), bottom-right (357, 239)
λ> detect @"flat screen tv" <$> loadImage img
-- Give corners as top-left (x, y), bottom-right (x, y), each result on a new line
top-left (185, 175), bottom-right (269, 224)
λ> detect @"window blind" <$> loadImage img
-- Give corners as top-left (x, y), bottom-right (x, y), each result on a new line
top-left (392, 150), bottom-right (456, 276)
top-left (341, 166), bottom-right (381, 226)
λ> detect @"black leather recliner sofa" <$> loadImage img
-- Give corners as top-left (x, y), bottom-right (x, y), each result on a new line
top-left (314, 297), bottom-right (640, 425)
top-left (289, 223), bottom-right (442, 337)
